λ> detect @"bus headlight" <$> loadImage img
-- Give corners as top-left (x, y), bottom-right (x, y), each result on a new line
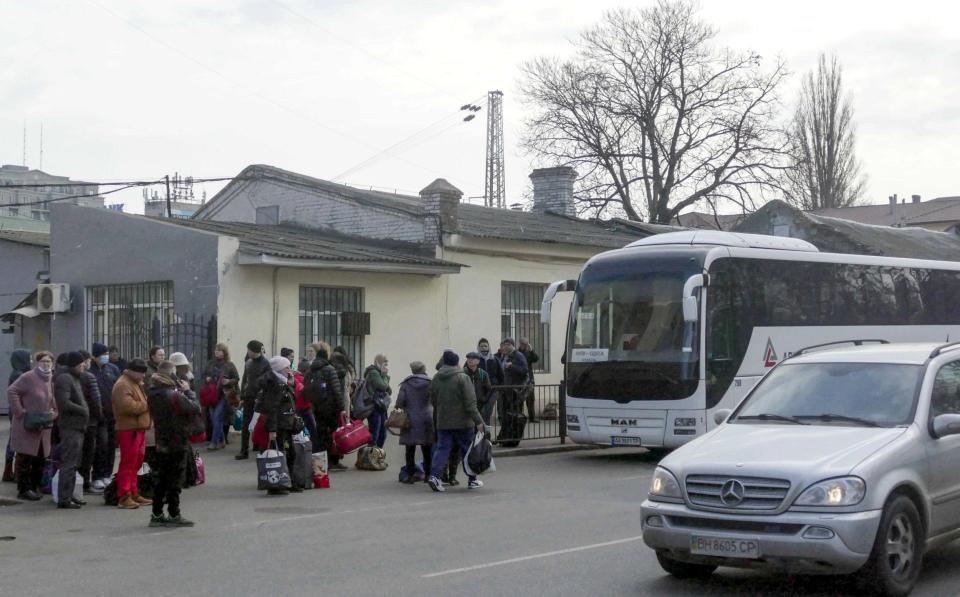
top-left (649, 467), bottom-right (683, 501)
top-left (794, 477), bottom-right (865, 507)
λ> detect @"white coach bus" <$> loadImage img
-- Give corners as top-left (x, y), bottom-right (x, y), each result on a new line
top-left (542, 230), bottom-right (960, 451)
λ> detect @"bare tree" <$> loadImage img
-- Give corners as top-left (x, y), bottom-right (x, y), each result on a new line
top-left (785, 54), bottom-right (866, 210)
top-left (520, 1), bottom-right (790, 224)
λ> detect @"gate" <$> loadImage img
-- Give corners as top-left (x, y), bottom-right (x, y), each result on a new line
top-left (152, 313), bottom-right (217, 375)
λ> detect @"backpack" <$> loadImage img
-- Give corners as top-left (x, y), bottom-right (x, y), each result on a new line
top-left (351, 381), bottom-right (375, 420)
top-left (355, 446), bottom-right (388, 471)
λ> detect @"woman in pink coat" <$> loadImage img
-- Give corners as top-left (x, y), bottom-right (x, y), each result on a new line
top-left (7, 351), bottom-right (57, 501)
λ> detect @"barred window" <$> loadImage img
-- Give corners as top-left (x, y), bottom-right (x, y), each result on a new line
top-left (87, 282), bottom-right (174, 361)
top-left (501, 282), bottom-right (550, 374)
top-left (299, 286), bottom-right (364, 368)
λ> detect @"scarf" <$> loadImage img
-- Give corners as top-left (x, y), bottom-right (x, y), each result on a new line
top-left (35, 366), bottom-right (52, 381)
top-left (272, 370), bottom-right (288, 384)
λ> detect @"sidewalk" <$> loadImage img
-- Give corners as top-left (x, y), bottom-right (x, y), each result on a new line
top-left (494, 437), bottom-right (603, 458)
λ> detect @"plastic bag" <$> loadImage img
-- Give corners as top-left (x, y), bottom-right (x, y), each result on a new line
top-left (51, 471), bottom-right (84, 504)
top-left (462, 430), bottom-right (494, 476)
top-left (257, 447), bottom-right (292, 491)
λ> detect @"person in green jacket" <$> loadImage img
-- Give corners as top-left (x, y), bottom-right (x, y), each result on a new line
top-left (428, 350), bottom-right (486, 492)
top-left (364, 354), bottom-right (391, 449)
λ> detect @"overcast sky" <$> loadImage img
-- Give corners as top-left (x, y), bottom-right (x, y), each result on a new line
top-left (2, 0), bottom-right (958, 214)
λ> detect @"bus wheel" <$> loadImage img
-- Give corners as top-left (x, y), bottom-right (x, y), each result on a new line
top-left (656, 551), bottom-right (717, 579)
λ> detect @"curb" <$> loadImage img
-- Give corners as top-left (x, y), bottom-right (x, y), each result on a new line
top-left (494, 444), bottom-right (607, 458)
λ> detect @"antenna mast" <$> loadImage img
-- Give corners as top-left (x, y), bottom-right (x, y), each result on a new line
top-left (22, 121), bottom-right (27, 167)
top-left (483, 90), bottom-right (505, 208)
top-left (39, 123), bottom-right (44, 170)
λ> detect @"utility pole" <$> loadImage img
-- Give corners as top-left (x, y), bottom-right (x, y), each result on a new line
top-left (484, 90), bottom-right (505, 208)
top-left (165, 174), bottom-right (172, 218)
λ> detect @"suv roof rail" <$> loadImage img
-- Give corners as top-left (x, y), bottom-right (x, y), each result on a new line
top-left (929, 341), bottom-right (960, 358)
top-left (792, 339), bottom-right (890, 358)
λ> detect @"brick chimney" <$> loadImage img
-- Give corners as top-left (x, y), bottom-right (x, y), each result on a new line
top-left (530, 167), bottom-right (577, 217)
top-left (420, 178), bottom-right (461, 244)
top-left (911, 194), bottom-right (921, 204)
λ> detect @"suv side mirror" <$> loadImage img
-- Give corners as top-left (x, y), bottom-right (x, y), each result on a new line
top-left (713, 409), bottom-right (732, 426)
top-left (933, 414), bottom-right (960, 439)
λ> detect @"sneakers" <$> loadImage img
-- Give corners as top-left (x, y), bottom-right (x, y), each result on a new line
top-left (149, 514), bottom-right (170, 527)
top-left (428, 476), bottom-right (445, 493)
top-left (165, 515), bottom-right (195, 527)
top-left (117, 493), bottom-right (140, 509)
top-left (85, 484), bottom-right (104, 495)
top-left (91, 479), bottom-right (106, 492)
top-left (133, 493), bottom-right (153, 506)
top-left (468, 479), bottom-right (484, 490)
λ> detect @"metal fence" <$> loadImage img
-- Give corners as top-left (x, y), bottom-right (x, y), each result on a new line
top-left (487, 383), bottom-right (566, 444)
top-left (156, 313), bottom-right (218, 376)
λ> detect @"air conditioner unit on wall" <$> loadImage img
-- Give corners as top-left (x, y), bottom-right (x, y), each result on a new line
top-left (38, 283), bottom-right (71, 313)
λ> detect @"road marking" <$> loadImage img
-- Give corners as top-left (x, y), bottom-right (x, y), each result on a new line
top-left (422, 535), bottom-right (645, 578)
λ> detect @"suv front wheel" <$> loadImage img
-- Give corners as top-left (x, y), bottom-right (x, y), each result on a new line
top-left (856, 495), bottom-right (924, 596)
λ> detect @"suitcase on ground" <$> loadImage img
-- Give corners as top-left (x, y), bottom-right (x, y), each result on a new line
top-left (497, 412), bottom-right (527, 448)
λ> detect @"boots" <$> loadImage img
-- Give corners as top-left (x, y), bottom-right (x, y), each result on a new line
top-left (133, 492), bottom-right (153, 506)
top-left (2, 457), bottom-right (14, 483)
top-left (117, 493), bottom-right (140, 509)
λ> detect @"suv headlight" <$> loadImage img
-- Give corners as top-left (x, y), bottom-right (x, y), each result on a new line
top-left (649, 467), bottom-right (682, 501)
top-left (794, 477), bottom-right (865, 507)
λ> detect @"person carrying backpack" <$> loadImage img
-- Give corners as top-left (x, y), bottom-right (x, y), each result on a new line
top-left (303, 346), bottom-right (343, 469)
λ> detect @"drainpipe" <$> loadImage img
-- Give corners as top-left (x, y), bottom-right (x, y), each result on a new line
top-left (271, 266), bottom-right (279, 355)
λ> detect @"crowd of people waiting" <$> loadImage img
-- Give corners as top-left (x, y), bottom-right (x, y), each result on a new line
top-left (2, 333), bottom-right (541, 523)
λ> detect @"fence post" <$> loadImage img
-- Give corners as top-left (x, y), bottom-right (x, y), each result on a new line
top-left (559, 380), bottom-right (567, 445)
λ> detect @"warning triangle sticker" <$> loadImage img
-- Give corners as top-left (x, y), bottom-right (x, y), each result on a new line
top-left (763, 338), bottom-right (779, 368)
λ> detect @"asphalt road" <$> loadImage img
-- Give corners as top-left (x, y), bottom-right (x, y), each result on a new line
top-left (2, 424), bottom-right (960, 596)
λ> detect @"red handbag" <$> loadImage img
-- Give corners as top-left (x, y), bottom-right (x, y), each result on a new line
top-left (199, 382), bottom-right (220, 408)
top-left (333, 413), bottom-right (372, 455)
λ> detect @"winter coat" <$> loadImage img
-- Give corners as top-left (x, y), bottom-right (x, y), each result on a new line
top-left (7, 368), bottom-right (57, 457)
top-left (519, 348), bottom-right (539, 383)
top-left (499, 349), bottom-right (529, 386)
top-left (112, 372), bottom-right (152, 431)
top-left (147, 377), bottom-right (201, 453)
top-left (304, 358), bottom-right (343, 417)
top-left (258, 373), bottom-right (297, 433)
top-left (396, 374), bottom-right (433, 446)
top-left (146, 360), bottom-right (160, 386)
top-left (464, 365), bottom-right (492, 410)
top-left (202, 358), bottom-right (240, 403)
top-left (90, 361), bottom-right (120, 420)
top-left (241, 356), bottom-right (271, 403)
top-left (363, 364), bottom-right (391, 395)
top-left (8, 349), bottom-right (31, 386)
top-left (81, 371), bottom-right (104, 426)
top-left (477, 350), bottom-right (504, 386)
top-left (429, 366), bottom-right (483, 431)
top-left (54, 370), bottom-right (90, 432)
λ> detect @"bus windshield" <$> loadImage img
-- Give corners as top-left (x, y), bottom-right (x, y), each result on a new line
top-left (567, 248), bottom-right (704, 402)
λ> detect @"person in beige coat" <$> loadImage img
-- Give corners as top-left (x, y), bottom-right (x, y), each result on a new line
top-left (112, 359), bottom-right (153, 509)
top-left (7, 351), bottom-right (56, 500)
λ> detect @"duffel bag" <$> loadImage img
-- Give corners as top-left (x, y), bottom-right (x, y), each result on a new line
top-left (333, 413), bottom-right (372, 455)
top-left (355, 446), bottom-right (387, 471)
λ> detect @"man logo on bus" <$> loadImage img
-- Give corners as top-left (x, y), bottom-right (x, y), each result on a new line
top-left (763, 338), bottom-right (779, 368)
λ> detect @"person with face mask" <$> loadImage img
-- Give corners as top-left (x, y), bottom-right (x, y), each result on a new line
top-left (6, 351), bottom-right (57, 500)
top-left (90, 343), bottom-right (121, 491)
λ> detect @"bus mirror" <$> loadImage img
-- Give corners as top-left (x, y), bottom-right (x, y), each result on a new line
top-left (541, 280), bottom-right (576, 324)
top-left (683, 296), bottom-right (699, 323)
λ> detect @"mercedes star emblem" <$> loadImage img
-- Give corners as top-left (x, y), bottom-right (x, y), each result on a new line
top-left (719, 479), bottom-right (745, 506)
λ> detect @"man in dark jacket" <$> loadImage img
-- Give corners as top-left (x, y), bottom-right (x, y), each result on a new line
top-left (3, 349), bottom-right (31, 483)
top-left (477, 338), bottom-right (504, 385)
top-left (77, 350), bottom-right (104, 494)
top-left (90, 343), bottom-right (121, 491)
top-left (428, 351), bottom-right (485, 493)
top-left (496, 338), bottom-right (529, 443)
top-left (303, 348), bottom-right (343, 468)
top-left (53, 351), bottom-right (90, 509)
top-left (146, 361), bottom-right (200, 527)
top-left (237, 340), bottom-right (271, 460)
top-left (517, 338), bottom-right (540, 423)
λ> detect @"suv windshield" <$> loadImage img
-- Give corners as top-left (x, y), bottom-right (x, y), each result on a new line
top-left (566, 248), bottom-right (704, 402)
top-left (733, 362), bottom-right (922, 427)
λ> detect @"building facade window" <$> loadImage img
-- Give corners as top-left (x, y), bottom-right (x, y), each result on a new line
top-left (299, 286), bottom-right (364, 369)
top-left (86, 281), bottom-right (174, 361)
top-left (501, 282), bottom-right (550, 373)
top-left (255, 205), bottom-right (279, 225)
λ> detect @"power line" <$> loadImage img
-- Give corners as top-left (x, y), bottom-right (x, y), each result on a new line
top-left (0, 182), bottom-right (153, 208)
top-left (0, 176), bottom-right (236, 189)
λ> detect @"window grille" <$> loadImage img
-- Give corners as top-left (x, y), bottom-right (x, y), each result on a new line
top-left (299, 286), bottom-right (364, 368)
top-left (501, 282), bottom-right (550, 373)
top-left (86, 282), bottom-right (174, 361)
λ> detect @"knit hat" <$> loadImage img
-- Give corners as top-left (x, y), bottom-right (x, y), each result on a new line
top-left (270, 356), bottom-right (291, 372)
top-left (501, 337), bottom-right (516, 346)
top-left (465, 351), bottom-right (481, 361)
top-left (128, 359), bottom-right (149, 373)
top-left (64, 351), bottom-right (85, 368)
top-left (247, 340), bottom-right (264, 354)
top-left (442, 350), bottom-right (459, 367)
top-left (169, 352), bottom-right (190, 367)
top-left (92, 342), bottom-right (109, 357)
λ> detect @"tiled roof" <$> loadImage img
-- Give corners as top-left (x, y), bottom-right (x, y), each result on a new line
top-left (0, 229), bottom-right (49, 247)
top-left (161, 219), bottom-right (461, 271)
top-left (812, 196), bottom-right (960, 227)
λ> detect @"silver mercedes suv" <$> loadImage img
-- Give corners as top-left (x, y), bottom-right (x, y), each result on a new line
top-left (640, 341), bottom-right (960, 596)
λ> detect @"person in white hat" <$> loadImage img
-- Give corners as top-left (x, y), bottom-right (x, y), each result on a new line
top-left (167, 352), bottom-right (194, 390)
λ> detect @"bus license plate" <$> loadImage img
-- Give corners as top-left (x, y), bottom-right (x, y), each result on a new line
top-left (689, 535), bottom-right (760, 559)
top-left (611, 436), bottom-right (642, 446)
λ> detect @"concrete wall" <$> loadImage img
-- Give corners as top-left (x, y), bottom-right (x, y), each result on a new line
top-left (49, 204), bottom-right (222, 356)
top-left (0, 239), bottom-right (47, 405)
top-left (207, 179), bottom-right (428, 244)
